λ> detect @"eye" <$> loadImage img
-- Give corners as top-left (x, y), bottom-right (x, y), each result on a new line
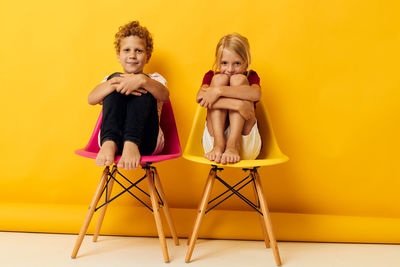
top-left (136, 49), bottom-right (144, 53)
top-left (221, 61), bottom-right (228, 65)
top-left (123, 48), bottom-right (130, 52)
top-left (234, 61), bottom-right (242, 66)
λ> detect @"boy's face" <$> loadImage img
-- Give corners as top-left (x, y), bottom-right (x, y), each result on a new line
top-left (218, 48), bottom-right (247, 77)
top-left (117, 36), bottom-right (148, 74)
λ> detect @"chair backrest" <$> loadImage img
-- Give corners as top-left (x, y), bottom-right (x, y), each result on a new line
top-left (76, 101), bottom-right (181, 163)
top-left (183, 102), bottom-right (288, 168)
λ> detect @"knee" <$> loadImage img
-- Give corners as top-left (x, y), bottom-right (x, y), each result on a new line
top-left (103, 90), bottom-right (121, 103)
top-left (134, 92), bottom-right (156, 104)
top-left (211, 74), bottom-right (229, 86)
top-left (230, 74), bottom-right (249, 86)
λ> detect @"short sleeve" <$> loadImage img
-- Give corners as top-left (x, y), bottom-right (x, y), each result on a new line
top-left (247, 70), bottom-right (260, 85)
top-left (148, 72), bottom-right (167, 87)
top-left (202, 70), bottom-right (214, 85)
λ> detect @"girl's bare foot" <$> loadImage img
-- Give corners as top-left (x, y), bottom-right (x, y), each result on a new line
top-left (95, 140), bottom-right (117, 166)
top-left (221, 144), bottom-right (240, 164)
top-left (117, 141), bottom-right (141, 170)
top-left (205, 145), bottom-right (225, 163)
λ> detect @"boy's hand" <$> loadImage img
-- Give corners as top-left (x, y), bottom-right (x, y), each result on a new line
top-left (111, 74), bottom-right (148, 96)
top-left (197, 87), bottom-right (220, 108)
top-left (238, 101), bottom-right (255, 120)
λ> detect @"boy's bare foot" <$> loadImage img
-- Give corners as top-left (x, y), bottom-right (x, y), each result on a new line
top-left (221, 144), bottom-right (240, 164)
top-left (95, 140), bottom-right (117, 166)
top-left (205, 145), bottom-right (225, 163)
top-left (117, 141), bottom-right (141, 170)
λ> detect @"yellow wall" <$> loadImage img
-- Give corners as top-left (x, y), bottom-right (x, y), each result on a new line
top-left (1, 0), bottom-right (400, 243)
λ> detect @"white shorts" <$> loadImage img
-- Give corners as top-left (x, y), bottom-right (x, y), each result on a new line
top-left (202, 121), bottom-right (262, 160)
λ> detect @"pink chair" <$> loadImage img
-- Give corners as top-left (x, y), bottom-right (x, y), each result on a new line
top-left (71, 101), bottom-right (181, 263)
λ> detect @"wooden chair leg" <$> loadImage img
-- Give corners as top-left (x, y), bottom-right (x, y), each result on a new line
top-left (93, 166), bottom-right (116, 242)
top-left (187, 174), bottom-right (208, 246)
top-left (251, 173), bottom-right (270, 248)
top-left (253, 171), bottom-right (282, 266)
top-left (185, 168), bottom-right (216, 263)
top-left (71, 166), bottom-right (109, 259)
top-left (152, 168), bottom-right (179, 246)
top-left (146, 168), bottom-right (170, 263)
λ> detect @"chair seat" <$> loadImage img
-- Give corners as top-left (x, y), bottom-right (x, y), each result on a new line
top-left (75, 101), bottom-right (181, 166)
top-left (76, 149), bottom-right (181, 165)
top-left (183, 153), bottom-right (288, 168)
top-left (183, 103), bottom-right (288, 168)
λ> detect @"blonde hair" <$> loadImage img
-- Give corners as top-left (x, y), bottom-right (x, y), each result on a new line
top-left (213, 33), bottom-right (251, 71)
top-left (114, 21), bottom-right (153, 60)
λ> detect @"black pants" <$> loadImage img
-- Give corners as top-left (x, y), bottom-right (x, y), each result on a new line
top-left (100, 74), bottom-right (159, 155)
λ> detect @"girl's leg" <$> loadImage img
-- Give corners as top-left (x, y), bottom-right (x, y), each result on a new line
top-left (205, 74), bottom-right (230, 163)
top-left (118, 93), bottom-right (159, 170)
top-left (96, 91), bottom-right (126, 166)
top-left (221, 74), bottom-right (256, 164)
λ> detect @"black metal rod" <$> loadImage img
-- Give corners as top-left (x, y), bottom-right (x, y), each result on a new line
top-left (117, 171), bottom-right (150, 198)
top-left (208, 175), bottom-right (250, 204)
top-left (110, 175), bottom-right (153, 212)
top-left (151, 171), bottom-right (164, 206)
top-left (95, 181), bottom-right (138, 211)
top-left (206, 178), bottom-right (257, 214)
top-left (215, 176), bottom-right (262, 214)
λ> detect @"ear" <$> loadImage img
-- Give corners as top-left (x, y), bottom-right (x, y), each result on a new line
top-left (146, 53), bottom-right (151, 63)
top-left (117, 52), bottom-right (121, 63)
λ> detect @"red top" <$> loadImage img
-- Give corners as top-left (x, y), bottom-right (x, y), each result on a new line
top-left (201, 70), bottom-right (260, 86)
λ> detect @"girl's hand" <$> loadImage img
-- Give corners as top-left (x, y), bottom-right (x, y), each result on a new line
top-left (197, 87), bottom-right (220, 108)
top-left (111, 74), bottom-right (148, 96)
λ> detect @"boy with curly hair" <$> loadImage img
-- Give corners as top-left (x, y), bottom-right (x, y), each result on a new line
top-left (88, 21), bottom-right (169, 170)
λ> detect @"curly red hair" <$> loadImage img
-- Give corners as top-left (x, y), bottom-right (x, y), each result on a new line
top-left (114, 21), bottom-right (153, 60)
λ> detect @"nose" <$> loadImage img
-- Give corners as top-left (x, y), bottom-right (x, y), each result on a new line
top-left (227, 64), bottom-right (234, 73)
top-left (129, 51), bottom-right (136, 59)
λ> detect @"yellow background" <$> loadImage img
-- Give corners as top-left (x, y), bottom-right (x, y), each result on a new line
top-left (1, 0), bottom-right (400, 243)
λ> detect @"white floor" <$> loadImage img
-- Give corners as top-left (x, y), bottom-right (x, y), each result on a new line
top-left (0, 232), bottom-right (399, 267)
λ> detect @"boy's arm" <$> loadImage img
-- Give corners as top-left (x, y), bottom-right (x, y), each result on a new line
top-left (139, 75), bottom-right (169, 102)
top-left (117, 74), bottom-right (169, 102)
top-left (88, 79), bottom-right (116, 105)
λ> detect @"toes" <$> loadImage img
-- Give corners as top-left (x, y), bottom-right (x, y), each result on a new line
top-left (215, 153), bottom-right (222, 163)
top-left (117, 159), bottom-right (124, 169)
top-left (95, 157), bottom-right (105, 166)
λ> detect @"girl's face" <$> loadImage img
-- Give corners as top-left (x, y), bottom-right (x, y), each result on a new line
top-left (117, 35), bottom-right (148, 74)
top-left (218, 48), bottom-right (247, 76)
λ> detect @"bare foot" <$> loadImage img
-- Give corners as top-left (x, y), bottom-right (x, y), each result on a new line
top-left (95, 141), bottom-right (117, 166)
top-left (117, 141), bottom-right (141, 170)
top-left (221, 145), bottom-right (240, 164)
top-left (205, 145), bottom-right (225, 163)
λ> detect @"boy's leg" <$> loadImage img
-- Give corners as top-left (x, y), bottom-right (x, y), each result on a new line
top-left (118, 93), bottom-right (159, 170)
top-left (205, 74), bottom-right (229, 163)
top-left (221, 74), bottom-right (256, 164)
top-left (96, 91), bottom-right (126, 166)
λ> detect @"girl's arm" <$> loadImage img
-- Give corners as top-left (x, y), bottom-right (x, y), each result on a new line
top-left (197, 84), bottom-right (261, 108)
top-left (214, 84), bottom-right (261, 102)
top-left (210, 97), bottom-right (255, 120)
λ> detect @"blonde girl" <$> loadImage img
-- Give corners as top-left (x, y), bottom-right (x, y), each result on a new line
top-left (196, 33), bottom-right (261, 164)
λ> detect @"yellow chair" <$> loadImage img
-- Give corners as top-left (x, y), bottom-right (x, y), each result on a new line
top-left (184, 102), bottom-right (288, 265)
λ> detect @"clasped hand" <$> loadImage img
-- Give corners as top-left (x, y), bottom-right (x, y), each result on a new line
top-left (196, 87), bottom-right (220, 108)
top-left (110, 74), bottom-right (148, 96)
